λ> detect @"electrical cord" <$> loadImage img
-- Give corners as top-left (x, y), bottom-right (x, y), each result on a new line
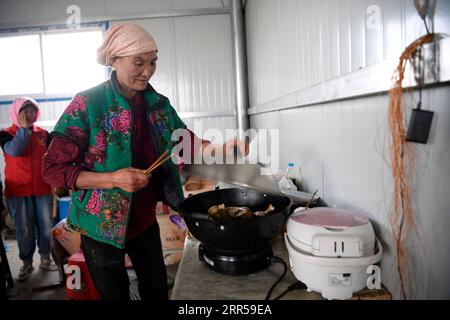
top-left (414, 0), bottom-right (431, 35)
top-left (264, 256), bottom-right (308, 300)
top-left (272, 281), bottom-right (307, 300)
top-left (412, 44), bottom-right (424, 111)
top-left (264, 256), bottom-right (287, 300)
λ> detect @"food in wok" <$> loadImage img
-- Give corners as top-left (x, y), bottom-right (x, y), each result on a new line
top-left (207, 203), bottom-right (275, 220)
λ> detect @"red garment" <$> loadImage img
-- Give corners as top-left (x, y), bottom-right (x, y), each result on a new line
top-left (3, 125), bottom-right (51, 197)
top-left (126, 92), bottom-right (160, 240)
top-left (41, 138), bottom-right (84, 191)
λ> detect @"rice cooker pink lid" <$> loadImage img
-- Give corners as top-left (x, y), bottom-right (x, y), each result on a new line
top-left (290, 207), bottom-right (369, 228)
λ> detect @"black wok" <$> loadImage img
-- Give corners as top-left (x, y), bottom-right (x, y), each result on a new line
top-left (178, 188), bottom-right (291, 251)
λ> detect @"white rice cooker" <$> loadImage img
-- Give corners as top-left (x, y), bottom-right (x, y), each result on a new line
top-left (284, 207), bottom-right (382, 300)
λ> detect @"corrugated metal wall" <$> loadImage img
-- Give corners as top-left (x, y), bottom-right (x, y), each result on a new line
top-left (0, 0), bottom-right (230, 28)
top-left (246, 0), bottom-right (450, 299)
top-left (246, 0), bottom-right (449, 106)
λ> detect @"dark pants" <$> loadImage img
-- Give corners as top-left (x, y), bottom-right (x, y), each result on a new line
top-left (80, 222), bottom-right (168, 300)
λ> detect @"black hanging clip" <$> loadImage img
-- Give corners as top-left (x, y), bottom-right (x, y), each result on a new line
top-left (406, 101), bottom-right (434, 144)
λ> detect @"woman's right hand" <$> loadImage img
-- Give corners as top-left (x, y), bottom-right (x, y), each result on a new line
top-left (18, 111), bottom-right (29, 128)
top-left (111, 167), bottom-right (151, 192)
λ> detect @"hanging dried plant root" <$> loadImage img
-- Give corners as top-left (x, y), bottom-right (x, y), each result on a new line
top-left (388, 33), bottom-right (434, 299)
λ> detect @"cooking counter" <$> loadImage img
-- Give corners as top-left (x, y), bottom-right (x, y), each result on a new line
top-left (171, 234), bottom-right (322, 300)
top-left (173, 182), bottom-right (390, 300)
top-left (171, 234), bottom-right (391, 300)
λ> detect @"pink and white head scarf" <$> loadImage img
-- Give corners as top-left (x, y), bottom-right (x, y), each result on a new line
top-left (97, 23), bottom-right (158, 66)
top-left (10, 97), bottom-right (40, 127)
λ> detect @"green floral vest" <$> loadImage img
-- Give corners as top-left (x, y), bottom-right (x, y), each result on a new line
top-left (52, 75), bottom-right (185, 248)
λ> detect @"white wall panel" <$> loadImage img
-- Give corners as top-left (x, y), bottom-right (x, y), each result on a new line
top-left (273, 0), bottom-right (300, 99)
top-left (245, 0), bottom-right (258, 108)
top-left (382, 0), bottom-right (403, 60)
top-left (365, 0), bottom-right (384, 66)
top-left (183, 116), bottom-right (237, 141)
top-left (320, 96), bottom-right (392, 211)
top-left (350, 0), bottom-right (367, 71)
top-left (337, 0), bottom-right (352, 75)
top-left (0, 0), bottom-right (229, 28)
top-left (306, 0), bottom-right (322, 86)
top-left (173, 14), bottom-right (235, 113)
top-left (254, 0), bottom-right (278, 105)
top-left (279, 106), bottom-right (324, 196)
top-left (246, 0), bottom-right (450, 299)
top-left (0, 106), bottom-right (11, 129)
top-left (111, 14), bottom-right (235, 116)
top-left (434, 0), bottom-right (450, 34)
top-left (173, 0), bottom-right (229, 11)
top-left (324, 0), bottom-right (340, 78)
top-left (250, 87), bottom-right (450, 299)
top-left (410, 86), bottom-right (450, 298)
top-left (246, 0), bottom-right (450, 107)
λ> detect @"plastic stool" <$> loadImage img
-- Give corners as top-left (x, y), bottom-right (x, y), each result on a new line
top-left (66, 251), bottom-right (100, 300)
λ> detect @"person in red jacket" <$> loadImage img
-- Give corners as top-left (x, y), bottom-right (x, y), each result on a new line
top-left (0, 97), bottom-right (57, 282)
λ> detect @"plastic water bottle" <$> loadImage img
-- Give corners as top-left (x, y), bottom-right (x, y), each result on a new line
top-left (286, 162), bottom-right (303, 190)
top-left (279, 162), bottom-right (298, 191)
top-left (285, 162), bottom-right (296, 179)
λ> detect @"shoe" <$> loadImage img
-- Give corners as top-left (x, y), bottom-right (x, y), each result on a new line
top-left (39, 259), bottom-right (58, 271)
top-left (18, 263), bottom-right (34, 282)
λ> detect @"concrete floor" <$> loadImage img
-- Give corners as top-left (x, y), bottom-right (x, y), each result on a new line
top-left (4, 239), bottom-right (66, 300)
top-left (4, 238), bottom-right (179, 300)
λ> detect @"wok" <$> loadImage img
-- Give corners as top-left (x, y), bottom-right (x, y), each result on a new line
top-left (178, 188), bottom-right (291, 251)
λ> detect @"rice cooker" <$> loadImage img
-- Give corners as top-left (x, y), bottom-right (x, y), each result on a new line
top-left (284, 207), bottom-right (383, 300)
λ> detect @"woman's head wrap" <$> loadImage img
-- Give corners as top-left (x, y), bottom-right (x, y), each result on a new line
top-left (97, 23), bottom-right (158, 66)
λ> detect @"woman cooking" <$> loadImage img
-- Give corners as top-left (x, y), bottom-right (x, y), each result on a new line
top-left (42, 23), bottom-right (247, 300)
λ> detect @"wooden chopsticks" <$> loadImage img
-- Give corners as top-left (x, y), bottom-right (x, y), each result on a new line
top-left (304, 189), bottom-right (318, 210)
top-left (144, 149), bottom-right (173, 175)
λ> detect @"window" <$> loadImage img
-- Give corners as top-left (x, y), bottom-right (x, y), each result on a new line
top-left (0, 26), bottom-right (107, 100)
top-left (0, 34), bottom-right (44, 95)
top-left (42, 30), bottom-right (105, 95)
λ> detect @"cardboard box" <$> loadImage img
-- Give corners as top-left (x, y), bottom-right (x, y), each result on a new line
top-left (155, 201), bottom-right (170, 215)
top-left (163, 250), bottom-right (184, 266)
top-left (157, 214), bottom-right (186, 251)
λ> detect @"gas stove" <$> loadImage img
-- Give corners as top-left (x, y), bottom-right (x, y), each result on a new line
top-left (198, 243), bottom-right (273, 275)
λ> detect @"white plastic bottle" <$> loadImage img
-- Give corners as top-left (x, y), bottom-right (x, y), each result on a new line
top-left (279, 162), bottom-right (298, 191)
top-left (285, 162), bottom-right (296, 179)
top-left (286, 162), bottom-right (303, 191)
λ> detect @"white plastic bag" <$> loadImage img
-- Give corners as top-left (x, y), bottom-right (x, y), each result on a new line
top-left (278, 176), bottom-right (297, 191)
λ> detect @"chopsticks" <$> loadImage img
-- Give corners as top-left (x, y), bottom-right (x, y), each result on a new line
top-left (304, 189), bottom-right (318, 210)
top-left (144, 149), bottom-right (173, 175)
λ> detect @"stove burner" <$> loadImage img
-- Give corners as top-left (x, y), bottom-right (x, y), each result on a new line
top-left (198, 243), bottom-right (273, 275)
